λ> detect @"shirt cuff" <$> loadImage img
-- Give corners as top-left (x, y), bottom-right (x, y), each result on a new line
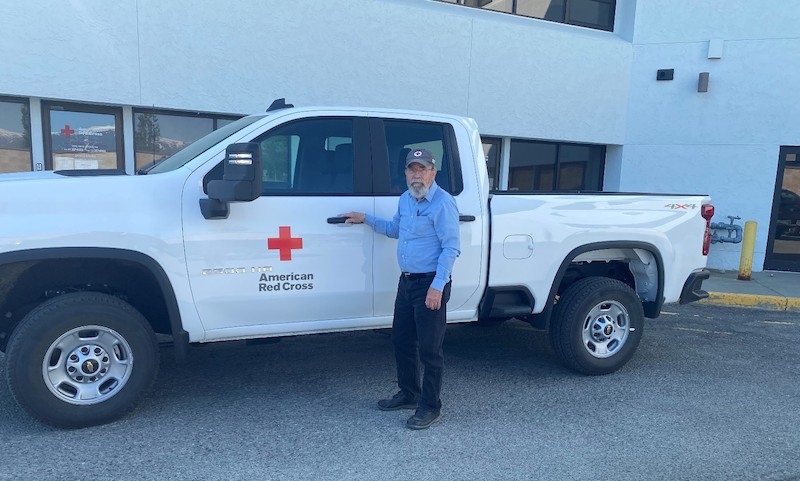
top-left (431, 277), bottom-right (447, 291)
top-left (364, 214), bottom-right (375, 226)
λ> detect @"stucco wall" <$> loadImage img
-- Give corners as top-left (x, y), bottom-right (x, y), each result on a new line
top-left (622, 0), bottom-right (800, 270)
top-left (3, 2), bottom-right (141, 104)
top-left (0, 0), bottom-right (631, 145)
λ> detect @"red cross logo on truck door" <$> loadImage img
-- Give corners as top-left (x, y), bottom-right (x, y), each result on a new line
top-left (267, 226), bottom-right (303, 261)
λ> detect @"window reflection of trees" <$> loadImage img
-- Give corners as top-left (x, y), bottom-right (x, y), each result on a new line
top-left (0, 99), bottom-right (33, 173)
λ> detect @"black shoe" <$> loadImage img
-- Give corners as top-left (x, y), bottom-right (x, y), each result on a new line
top-left (406, 408), bottom-right (441, 430)
top-left (377, 392), bottom-right (417, 411)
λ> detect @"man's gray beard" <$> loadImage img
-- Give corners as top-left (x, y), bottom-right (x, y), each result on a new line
top-left (407, 181), bottom-right (429, 200)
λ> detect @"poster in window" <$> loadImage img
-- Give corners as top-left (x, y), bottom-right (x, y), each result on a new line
top-left (50, 110), bottom-right (118, 170)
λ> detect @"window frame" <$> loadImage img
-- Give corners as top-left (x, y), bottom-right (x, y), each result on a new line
top-left (438, 0), bottom-right (616, 32)
top-left (41, 100), bottom-right (125, 171)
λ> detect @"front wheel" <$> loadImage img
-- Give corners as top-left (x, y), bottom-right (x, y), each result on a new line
top-left (6, 292), bottom-right (159, 428)
top-left (549, 277), bottom-right (644, 375)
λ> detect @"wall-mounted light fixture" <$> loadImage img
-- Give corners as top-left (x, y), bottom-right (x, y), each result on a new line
top-left (698, 72), bottom-right (710, 92)
top-left (656, 69), bottom-right (674, 81)
top-left (708, 39), bottom-right (724, 59)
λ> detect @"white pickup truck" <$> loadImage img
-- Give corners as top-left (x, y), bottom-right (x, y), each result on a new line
top-left (0, 103), bottom-right (714, 428)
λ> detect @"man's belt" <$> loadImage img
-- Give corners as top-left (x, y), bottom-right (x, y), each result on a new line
top-left (401, 272), bottom-right (436, 280)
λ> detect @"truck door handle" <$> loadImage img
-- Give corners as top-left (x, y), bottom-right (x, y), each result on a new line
top-left (459, 215), bottom-right (476, 222)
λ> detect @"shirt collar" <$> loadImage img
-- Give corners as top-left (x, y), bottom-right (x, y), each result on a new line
top-left (423, 181), bottom-right (439, 203)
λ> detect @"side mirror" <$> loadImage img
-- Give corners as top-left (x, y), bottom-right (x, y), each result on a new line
top-left (201, 143), bottom-right (263, 220)
top-left (207, 142), bottom-right (263, 202)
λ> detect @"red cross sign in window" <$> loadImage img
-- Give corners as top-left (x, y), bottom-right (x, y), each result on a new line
top-left (267, 226), bottom-right (303, 261)
top-left (60, 125), bottom-right (75, 138)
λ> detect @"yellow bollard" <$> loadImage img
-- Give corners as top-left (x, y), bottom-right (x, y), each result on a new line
top-left (737, 221), bottom-right (757, 280)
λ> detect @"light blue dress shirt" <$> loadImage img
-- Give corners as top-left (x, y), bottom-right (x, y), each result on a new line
top-left (365, 181), bottom-right (461, 291)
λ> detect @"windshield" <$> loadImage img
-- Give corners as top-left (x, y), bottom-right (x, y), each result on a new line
top-left (141, 114), bottom-right (265, 174)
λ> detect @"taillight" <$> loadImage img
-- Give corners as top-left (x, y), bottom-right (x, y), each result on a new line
top-left (701, 204), bottom-right (715, 255)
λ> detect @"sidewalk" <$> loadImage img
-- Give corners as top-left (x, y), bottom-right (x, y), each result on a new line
top-left (700, 269), bottom-right (800, 311)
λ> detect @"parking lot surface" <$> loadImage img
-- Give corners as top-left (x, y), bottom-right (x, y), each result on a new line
top-left (1, 303), bottom-right (798, 481)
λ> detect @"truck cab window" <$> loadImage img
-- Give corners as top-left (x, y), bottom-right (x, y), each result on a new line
top-left (252, 117), bottom-right (355, 195)
top-left (382, 120), bottom-right (462, 196)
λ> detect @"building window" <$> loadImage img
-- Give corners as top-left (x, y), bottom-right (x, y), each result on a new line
top-left (464, 0), bottom-right (512, 13)
top-left (481, 136), bottom-right (501, 190)
top-left (437, 0), bottom-right (615, 31)
top-left (133, 109), bottom-right (241, 172)
top-left (43, 101), bottom-right (124, 171)
top-left (507, 139), bottom-right (604, 191)
top-left (0, 97), bottom-right (32, 174)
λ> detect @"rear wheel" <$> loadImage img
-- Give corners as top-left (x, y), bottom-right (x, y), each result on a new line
top-left (550, 277), bottom-right (644, 375)
top-left (6, 292), bottom-right (159, 428)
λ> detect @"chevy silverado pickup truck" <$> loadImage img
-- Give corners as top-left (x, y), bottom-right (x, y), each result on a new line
top-left (0, 103), bottom-right (714, 428)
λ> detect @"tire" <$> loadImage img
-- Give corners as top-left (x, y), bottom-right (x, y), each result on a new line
top-left (6, 292), bottom-right (159, 428)
top-left (549, 277), bottom-right (644, 375)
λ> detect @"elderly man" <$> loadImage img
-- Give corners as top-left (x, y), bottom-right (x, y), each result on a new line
top-left (343, 148), bottom-right (460, 429)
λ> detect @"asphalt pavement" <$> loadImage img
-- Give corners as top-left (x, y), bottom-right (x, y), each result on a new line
top-left (1, 302), bottom-right (799, 481)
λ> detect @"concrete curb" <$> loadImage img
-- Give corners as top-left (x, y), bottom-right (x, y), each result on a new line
top-left (700, 292), bottom-right (800, 312)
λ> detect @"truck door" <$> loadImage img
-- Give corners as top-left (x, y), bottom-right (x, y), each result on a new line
top-left (370, 117), bottom-right (485, 322)
top-left (183, 116), bottom-right (375, 335)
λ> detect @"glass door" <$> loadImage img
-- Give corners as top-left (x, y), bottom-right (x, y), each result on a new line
top-left (42, 101), bottom-right (124, 171)
top-left (765, 146), bottom-right (800, 271)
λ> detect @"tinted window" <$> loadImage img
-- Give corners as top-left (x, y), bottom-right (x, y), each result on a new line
top-left (0, 98), bottom-right (32, 173)
top-left (517, 0), bottom-right (565, 22)
top-left (438, 0), bottom-right (615, 31)
top-left (508, 139), bottom-right (604, 191)
top-left (382, 120), bottom-right (460, 195)
top-left (509, 141), bottom-right (557, 191)
top-left (463, 0), bottom-right (512, 13)
top-left (558, 143), bottom-right (604, 190)
top-left (252, 117), bottom-right (355, 195)
top-left (567, 0), bottom-right (614, 29)
top-left (145, 115), bottom-right (263, 174)
top-left (134, 110), bottom-right (241, 171)
top-left (482, 136), bottom-right (501, 190)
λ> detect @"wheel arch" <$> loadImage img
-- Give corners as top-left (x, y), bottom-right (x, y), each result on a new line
top-left (529, 241), bottom-right (664, 330)
top-left (0, 248), bottom-right (187, 357)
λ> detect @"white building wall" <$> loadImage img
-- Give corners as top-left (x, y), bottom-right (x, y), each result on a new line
top-left (1, 0), bottom-right (631, 144)
top-left (3, 2), bottom-right (141, 105)
top-left (1, 0), bottom-right (798, 271)
top-left (621, 0), bottom-right (800, 270)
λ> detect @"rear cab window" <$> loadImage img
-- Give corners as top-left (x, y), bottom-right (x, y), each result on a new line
top-left (373, 119), bottom-right (463, 196)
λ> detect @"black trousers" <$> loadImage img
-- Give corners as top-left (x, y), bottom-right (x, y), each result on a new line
top-left (391, 274), bottom-right (451, 412)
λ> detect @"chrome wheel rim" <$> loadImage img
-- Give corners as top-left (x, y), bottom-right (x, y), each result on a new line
top-left (581, 300), bottom-right (630, 359)
top-left (42, 325), bottom-right (134, 405)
